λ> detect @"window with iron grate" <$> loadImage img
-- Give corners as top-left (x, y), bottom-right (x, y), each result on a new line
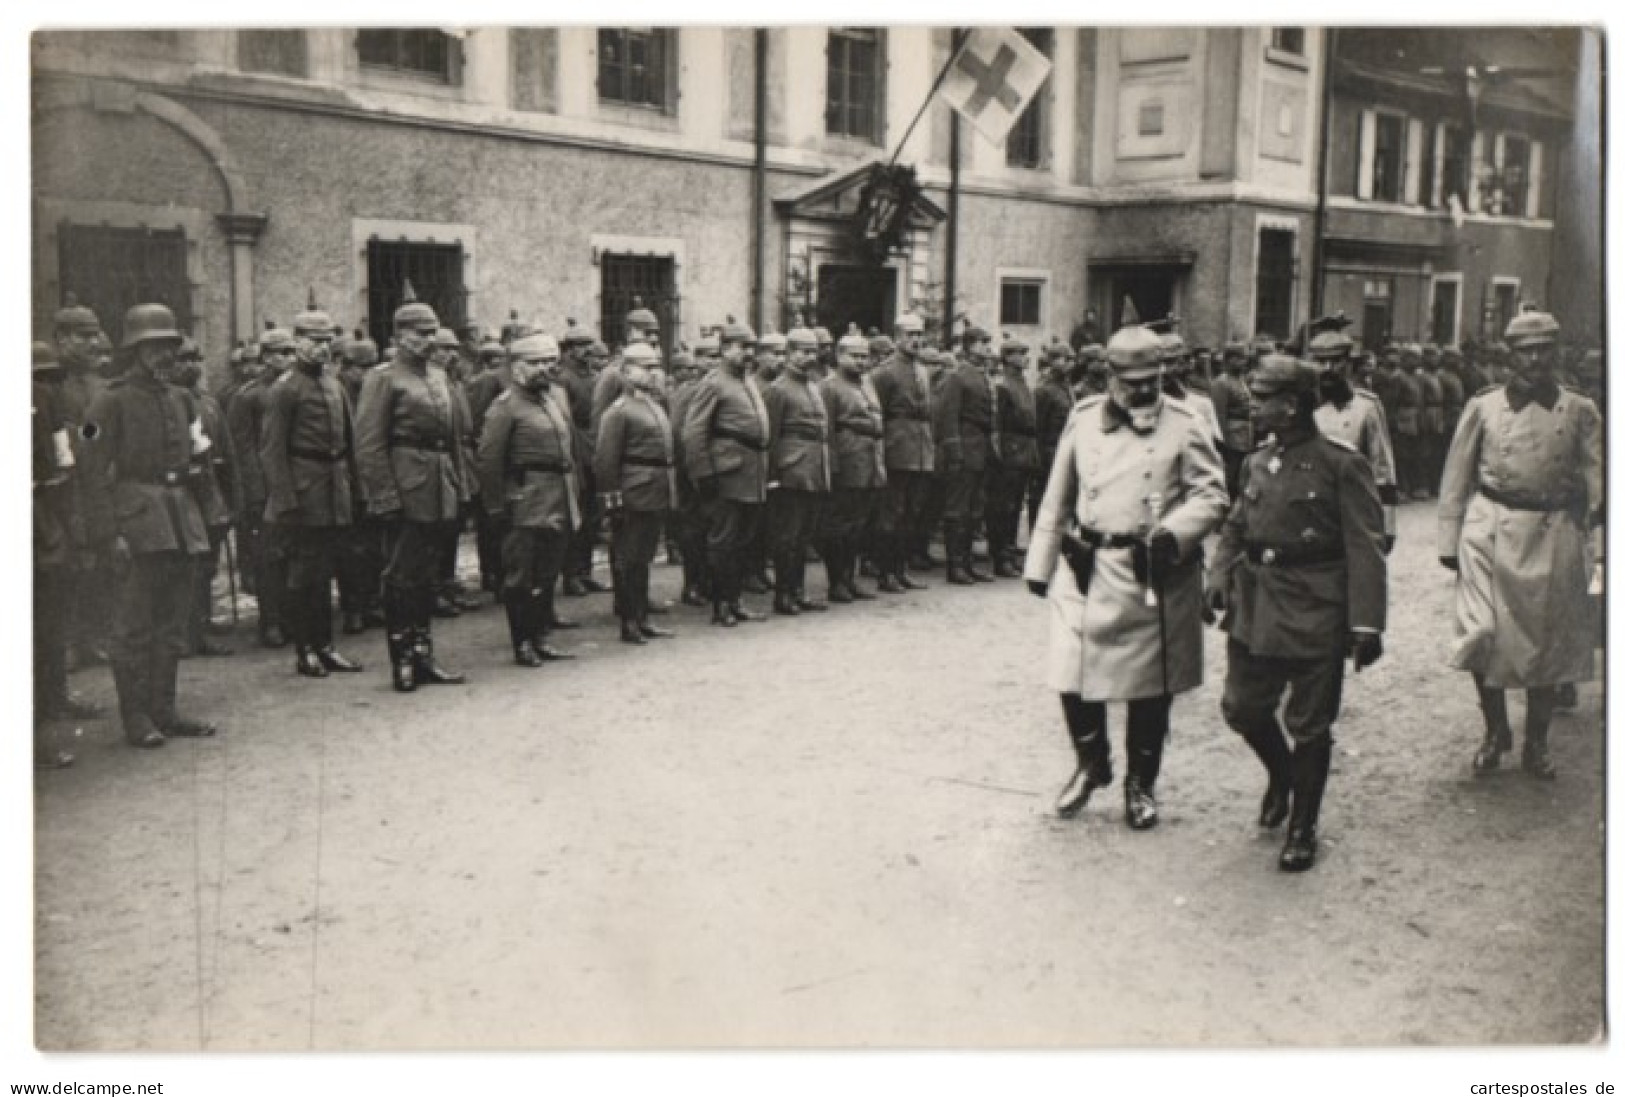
top-left (57, 224), bottom-right (192, 339)
top-left (365, 239), bottom-right (467, 350)
top-left (600, 254), bottom-right (678, 359)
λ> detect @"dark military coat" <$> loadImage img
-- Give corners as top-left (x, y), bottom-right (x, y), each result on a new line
top-left (477, 385), bottom-right (580, 532)
top-left (932, 361), bottom-right (998, 473)
top-left (765, 370), bottom-right (831, 493)
top-left (261, 366), bottom-right (360, 527)
top-left (355, 358), bottom-right (472, 522)
top-left (679, 367), bottom-right (770, 503)
top-left (821, 371), bottom-right (886, 490)
top-left (80, 373), bottom-right (210, 556)
top-left (994, 370), bottom-right (1040, 472)
top-left (594, 392), bottom-right (677, 512)
top-left (868, 353), bottom-right (935, 474)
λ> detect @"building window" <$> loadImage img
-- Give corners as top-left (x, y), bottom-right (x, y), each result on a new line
top-left (357, 29), bottom-right (460, 84)
top-left (826, 28), bottom-right (884, 143)
top-left (1440, 125), bottom-right (1471, 208)
top-left (1499, 134), bottom-right (1531, 217)
top-left (1372, 113), bottom-right (1405, 203)
top-left (597, 28), bottom-right (675, 111)
top-left (1362, 277), bottom-right (1393, 350)
top-left (238, 30), bottom-right (307, 77)
top-left (1490, 281), bottom-right (1520, 340)
top-left (1005, 28), bottom-right (1052, 169)
top-left (1253, 229), bottom-right (1296, 343)
top-left (57, 224), bottom-right (192, 338)
top-left (1138, 101), bottom-right (1165, 137)
top-left (365, 239), bottom-right (466, 350)
top-left (600, 254), bottom-right (679, 359)
top-left (1269, 28), bottom-right (1306, 55)
top-left (1000, 278), bottom-right (1045, 327)
top-left (1431, 278), bottom-right (1461, 345)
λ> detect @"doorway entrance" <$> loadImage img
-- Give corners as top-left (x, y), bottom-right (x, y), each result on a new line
top-left (815, 263), bottom-right (896, 338)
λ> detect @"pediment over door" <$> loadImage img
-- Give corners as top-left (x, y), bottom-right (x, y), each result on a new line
top-left (773, 159), bottom-right (947, 229)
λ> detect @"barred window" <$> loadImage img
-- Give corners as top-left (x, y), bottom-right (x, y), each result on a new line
top-left (598, 28), bottom-right (675, 111)
top-left (826, 28), bottom-right (884, 143)
top-left (357, 29), bottom-right (459, 84)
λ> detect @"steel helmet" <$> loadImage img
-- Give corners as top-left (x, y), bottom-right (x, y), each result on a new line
top-left (120, 303), bottom-right (183, 350)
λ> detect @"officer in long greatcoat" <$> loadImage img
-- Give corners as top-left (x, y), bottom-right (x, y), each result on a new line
top-left (479, 332), bottom-right (581, 666)
top-left (1023, 325), bottom-right (1228, 829)
top-left (355, 293), bottom-right (472, 691)
top-left (1438, 310), bottom-right (1602, 779)
top-left (261, 305), bottom-right (364, 679)
top-left (81, 304), bottom-right (218, 748)
top-left (595, 341), bottom-right (677, 645)
top-left (680, 319), bottom-right (770, 627)
top-left (1209, 356), bottom-right (1388, 872)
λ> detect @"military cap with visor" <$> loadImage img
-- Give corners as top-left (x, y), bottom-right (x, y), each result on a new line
top-left (756, 328), bottom-right (788, 352)
top-left (1307, 330), bottom-right (1356, 361)
top-left (560, 320), bottom-right (595, 348)
top-left (1504, 309), bottom-right (1560, 348)
top-left (54, 298), bottom-right (102, 335)
top-left (622, 341), bottom-right (661, 367)
top-left (894, 312), bottom-right (925, 334)
top-left (719, 317), bottom-right (756, 345)
top-left (786, 324), bottom-right (820, 352)
top-left (1104, 325), bottom-right (1164, 379)
top-left (509, 332), bottom-right (560, 360)
top-left (1248, 354), bottom-right (1319, 398)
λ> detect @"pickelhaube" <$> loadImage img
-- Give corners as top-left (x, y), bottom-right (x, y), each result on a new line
top-left (1078, 343), bottom-right (1105, 363)
top-left (344, 336), bottom-right (380, 367)
top-left (670, 348), bottom-right (695, 370)
top-left (813, 326), bottom-right (834, 348)
top-left (625, 299), bottom-right (660, 332)
top-left (1307, 330), bottom-right (1355, 361)
top-left (1248, 354), bottom-right (1318, 398)
top-left (756, 327), bottom-right (787, 353)
top-left (786, 323), bottom-right (820, 352)
top-left (1157, 332), bottom-right (1186, 361)
top-left (32, 340), bottom-right (59, 372)
top-left (478, 336), bottom-right (507, 360)
top-left (1001, 333), bottom-right (1029, 356)
top-left (432, 327), bottom-right (462, 349)
top-left (120, 303), bottom-right (183, 350)
top-left (259, 327), bottom-right (295, 354)
top-left (560, 319), bottom-right (595, 348)
top-left (895, 312), bottom-right (925, 334)
top-left (510, 332), bottom-right (560, 360)
top-left (622, 341), bottom-right (660, 367)
top-left (961, 321), bottom-right (992, 346)
top-left (837, 323), bottom-right (869, 355)
top-left (54, 295), bottom-right (102, 335)
top-left (869, 334), bottom-right (895, 358)
top-left (1105, 325), bottom-right (1163, 378)
top-left (693, 330), bottom-right (721, 357)
top-left (293, 289), bottom-right (336, 338)
top-left (392, 281), bottom-right (439, 333)
top-left (720, 316), bottom-right (756, 345)
top-left (1505, 309), bottom-right (1559, 348)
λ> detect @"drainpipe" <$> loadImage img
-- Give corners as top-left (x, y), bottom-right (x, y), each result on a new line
top-left (750, 29), bottom-right (768, 333)
top-left (1310, 27), bottom-right (1336, 320)
top-left (944, 28), bottom-right (965, 343)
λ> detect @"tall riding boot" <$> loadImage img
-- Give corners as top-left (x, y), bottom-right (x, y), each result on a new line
top-left (825, 545), bottom-right (851, 603)
top-left (412, 588), bottom-right (465, 685)
top-left (1280, 736), bottom-right (1332, 872)
top-left (310, 580), bottom-right (362, 672)
top-left (896, 532), bottom-right (928, 590)
top-left (112, 659), bottom-right (164, 748)
top-left (383, 586), bottom-right (417, 692)
top-left (1522, 687), bottom-right (1558, 779)
top-left (290, 588), bottom-right (327, 678)
top-left (963, 526), bottom-right (993, 583)
top-left (150, 649), bottom-right (216, 737)
top-left (1240, 718), bottom-right (1294, 829)
top-left (945, 526), bottom-right (973, 585)
top-left (847, 546), bottom-right (876, 600)
top-left (1056, 693), bottom-right (1113, 818)
top-left (1123, 698), bottom-right (1169, 830)
top-left (506, 594), bottom-right (542, 666)
top-left (773, 550), bottom-right (800, 615)
top-left (1471, 675), bottom-right (1515, 773)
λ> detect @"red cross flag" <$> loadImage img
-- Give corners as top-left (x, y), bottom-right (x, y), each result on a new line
top-left (940, 28), bottom-right (1053, 147)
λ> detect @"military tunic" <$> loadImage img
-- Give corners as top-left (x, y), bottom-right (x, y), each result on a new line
top-left (1024, 396), bottom-right (1229, 699)
top-left (1316, 386), bottom-right (1399, 544)
top-left (869, 352), bottom-right (936, 576)
top-left (987, 370), bottom-right (1040, 563)
top-left (680, 366), bottom-right (771, 604)
top-left (765, 370), bottom-right (831, 598)
top-left (595, 391), bottom-right (676, 621)
top-left (479, 384), bottom-right (580, 616)
top-left (1437, 383), bottom-right (1602, 688)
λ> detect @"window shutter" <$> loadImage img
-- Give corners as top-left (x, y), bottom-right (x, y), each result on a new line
top-left (1356, 109), bottom-right (1375, 200)
top-left (1468, 132), bottom-right (1484, 212)
top-left (1403, 118), bottom-right (1424, 205)
top-left (1431, 123), bottom-right (1447, 207)
top-left (1526, 140), bottom-right (1543, 218)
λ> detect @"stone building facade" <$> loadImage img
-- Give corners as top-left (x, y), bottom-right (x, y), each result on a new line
top-left (30, 26), bottom-right (1596, 369)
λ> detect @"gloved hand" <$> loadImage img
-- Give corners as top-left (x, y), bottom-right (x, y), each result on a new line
top-left (1349, 632), bottom-right (1383, 671)
top-left (1439, 555), bottom-right (1459, 572)
top-left (1203, 585), bottom-right (1226, 623)
top-left (1147, 529), bottom-right (1181, 584)
top-left (1382, 534), bottom-right (1396, 556)
top-left (1026, 578), bottom-right (1048, 599)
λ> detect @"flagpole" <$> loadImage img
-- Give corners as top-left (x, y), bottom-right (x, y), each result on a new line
top-left (944, 28), bottom-right (965, 345)
top-left (887, 31), bottom-right (969, 170)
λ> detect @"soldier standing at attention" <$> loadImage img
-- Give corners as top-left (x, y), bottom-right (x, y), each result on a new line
top-left (355, 290), bottom-right (471, 692)
top-left (1208, 341), bottom-right (1255, 497)
top-left (1417, 344), bottom-right (1447, 496)
top-left (668, 335), bottom-right (715, 606)
top-left (260, 304), bottom-right (365, 679)
top-left (595, 341), bottom-right (678, 645)
top-left (32, 341), bottom-right (86, 765)
top-left (763, 322), bottom-right (832, 615)
top-left (1310, 330), bottom-right (1399, 554)
top-left (987, 335), bottom-right (1040, 578)
top-left (1023, 325), bottom-right (1228, 829)
top-left (1033, 342), bottom-right (1075, 538)
top-left (558, 321), bottom-right (608, 598)
top-left (81, 304), bottom-right (219, 747)
top-left (174, 339), bottom-right (238, 658)
top-left (478, 332), bottom-right (581, 667)
top-left (680, 319), bottom-right (770, 627)
top-left (1390, 345), bottom-right (1425, 499)
top-left (816, 325), bottom-right (886, 603)
top-left (868, 312), bottom-right (934, 593)
top-left (933, 323), bottom-right (1000, 585)
top-left (1438, 310), bottom-right (1602, 779)
top-left (230, 326), bottom-right (295, 647)
top-left (1209, 356), bottom-right (1387, 872)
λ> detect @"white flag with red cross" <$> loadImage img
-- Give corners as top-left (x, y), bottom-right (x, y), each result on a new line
top-left (939, 28), bottom-right (1053, 147)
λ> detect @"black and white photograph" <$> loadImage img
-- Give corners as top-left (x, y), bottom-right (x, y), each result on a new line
top-left (9, 6), bottom-right (1614, 1090)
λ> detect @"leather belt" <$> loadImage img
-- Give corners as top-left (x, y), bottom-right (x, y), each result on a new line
top-left (291, 446), bottom-right (350, 462)
top-left (1075, 526), bottom-right (1141, 550)
top-left (833, 423), bottom-right (883, 438)
top-left (891, 410), bottom-right (930, 422)
top-left (514, 459), bottom-right (572, 475)
top-left (715, 426), bottom-right (768, 451)
top-left (133, 469), bottom-right (195, 486)
top-left (390, 437), bottom-right (451, 452)
top-left (1244, 542), bottom-right (1345, 566)
top-left (622, 455), bottom-right (672, 468)
top-left (1477, 483), bottom-right (1576, 514)
top-left (779, 426), bottom-right (827, 442)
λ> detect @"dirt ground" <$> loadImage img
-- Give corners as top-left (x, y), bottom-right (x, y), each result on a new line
top-left (31, 501), bottom-right (1605, 1050)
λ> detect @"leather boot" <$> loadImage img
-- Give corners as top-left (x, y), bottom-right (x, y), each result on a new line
top-left (1472, 679), bottom-right (1515, 774)
top-left (1522, 687), bottom-right (1558, 779)
top-left (113, 659), bottom-right (164, 748)
top-left (150, 651), bottom-right (216, 737)
top-left (315, 646), bottom-right (363, 673)
top-left (1055, 694), bottom-right (1113, 818)
top-left (1280, 737), bottom-right (1332, 872)
top-left (505, 597), bottom-right (542, 665)
top-left (383, 588), bottom-right (416, 692)
top-left (773, 590), bottom-right (800, 616)
top-left (1123, 702), bottom-right (1167, 830)
top-left (413, 632), bottom-right (467, 685)
top-left (712, 600), bottom-right (739, 628)
top-left (847, 552), bottom-right (876, 600)
top-left (296, 645), bottom-right (330, 678)
top-left (945, 530), bottom-right (974, 585)
top-left (1240, 719), bottom-right (1293, 829)
top-left (826, 549), bottom-right (853, 604)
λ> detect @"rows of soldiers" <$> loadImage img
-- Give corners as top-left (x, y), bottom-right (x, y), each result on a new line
top-left (31, 291), bottom-right (1604, 879)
